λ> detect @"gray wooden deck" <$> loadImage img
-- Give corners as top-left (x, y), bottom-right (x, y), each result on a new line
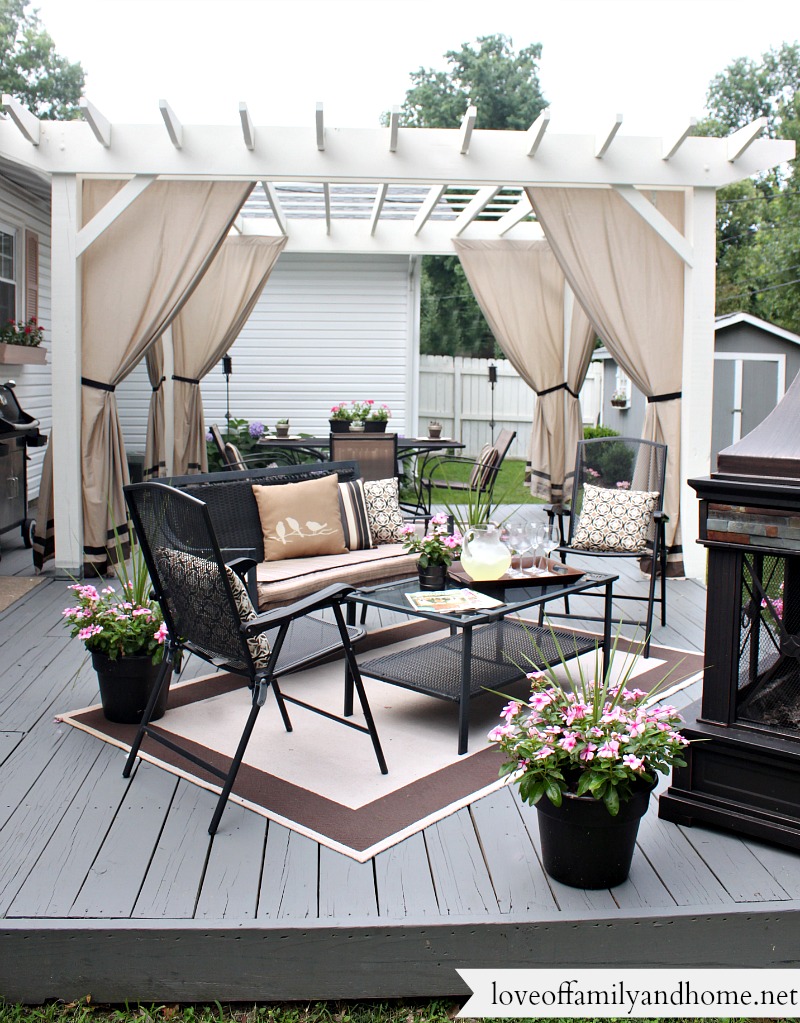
top-left (1, 525), bottom-right (800, 1004)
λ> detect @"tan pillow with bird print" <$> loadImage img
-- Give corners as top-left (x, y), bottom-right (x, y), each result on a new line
top-left (252, 475), bottom-right (347, 561)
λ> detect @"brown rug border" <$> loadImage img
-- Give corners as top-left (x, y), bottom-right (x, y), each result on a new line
top-left (0, 575), bottom-right (43, 614)
top-left (58, 629), bottom-right (703, 862)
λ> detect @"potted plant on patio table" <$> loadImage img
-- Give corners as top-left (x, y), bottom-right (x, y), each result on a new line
top-left (329, 402), bottom-right (355, 432)
top-left (489, 634), bottom-right (689, 888)
top-left (364, 401), bottom-right (391, 432)
top-left (400, 512), bottom-right (462, 590)
top-left (62, 532), bottom-right (172, 724)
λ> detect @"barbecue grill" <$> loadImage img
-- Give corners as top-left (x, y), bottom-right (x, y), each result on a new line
top-left (0, 380), bottom-right (47, 554)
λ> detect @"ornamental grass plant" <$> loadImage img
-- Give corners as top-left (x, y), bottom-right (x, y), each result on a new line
top-left (489, 630), bottom-right (690, 815)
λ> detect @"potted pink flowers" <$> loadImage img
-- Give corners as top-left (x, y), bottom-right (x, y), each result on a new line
top-left (489, 635), bottom-right (689, 888)
top-left (62, 539), bottom-right (171, 723)
top-left (401, 512), bottom-right (462, 589)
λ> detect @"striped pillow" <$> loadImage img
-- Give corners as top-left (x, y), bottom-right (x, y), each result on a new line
top-left (338, 479), bottom-right (374, 551)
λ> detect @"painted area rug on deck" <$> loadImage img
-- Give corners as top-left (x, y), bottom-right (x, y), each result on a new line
top-left (59, 629), bottom-right (703, 861)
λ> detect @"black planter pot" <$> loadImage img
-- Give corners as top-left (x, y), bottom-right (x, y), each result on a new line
top-left (329, 419), bottom-right (351, 433)
top-left (535, 778), bottom-right (655, 888)
top-left (363, 420), bottom-right (388, 432)
top-left (418, 564), bottom-right (448, 590)
top-left (91, 650), bottom-right (172, 724)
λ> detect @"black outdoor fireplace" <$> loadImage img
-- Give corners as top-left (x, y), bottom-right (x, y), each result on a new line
top-left (659, 372), bottom-right (800, 849)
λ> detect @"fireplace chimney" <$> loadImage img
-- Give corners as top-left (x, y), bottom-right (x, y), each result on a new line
top-left (659, 372), bottom-right (800, 848)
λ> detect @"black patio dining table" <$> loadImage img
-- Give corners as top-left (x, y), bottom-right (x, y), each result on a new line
top-left (257, 433), bottom-right (464, 462)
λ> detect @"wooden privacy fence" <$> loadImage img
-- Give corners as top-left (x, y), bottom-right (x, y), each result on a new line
top-left (418, 355), bottom-right (603, 459)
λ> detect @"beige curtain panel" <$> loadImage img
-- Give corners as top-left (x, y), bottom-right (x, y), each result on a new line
top-left (453, 239), bottom-right (594, 504)
top-left (527, 186), bottom-right (686, 569)
top-left (77, 178), bottom-right (253, 573)
top-left (170, 235), bottom-right (287, 476)
top-left (143, 338), bottom-right (166, 480)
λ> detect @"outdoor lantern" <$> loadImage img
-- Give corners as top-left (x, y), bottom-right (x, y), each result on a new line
top-left (660, 372), bottom-right (800, 849)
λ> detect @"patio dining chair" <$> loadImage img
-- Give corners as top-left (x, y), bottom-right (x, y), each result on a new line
top-left (123, 480), bottom-right (388, 835)
top-left (415, 429), bottom-right (516, 521)
top-left (328, 431), bottom-right (399, 482)
top-left (544, 435), bottom-right (668, 656)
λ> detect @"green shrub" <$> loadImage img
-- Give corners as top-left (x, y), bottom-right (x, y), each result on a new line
top-left (585, 439), bottom-right (635, 487)
top-left (583, 424), bottom-right (619, 440)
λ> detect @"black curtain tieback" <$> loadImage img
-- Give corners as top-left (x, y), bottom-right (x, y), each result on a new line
top-left (152, 376), bottom-right (166, 393)
top-left (536, 382), bottom-right (579, 399)
top-left (81, 377), bottom-right (115, 392)
top-left (172, 374), bottom-right (200, 385)
top-left (647, 391), bottom-right (682, 403)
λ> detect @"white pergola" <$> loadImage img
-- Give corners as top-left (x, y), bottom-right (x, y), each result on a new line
top-left (0, 95), bottom-right (795, 578)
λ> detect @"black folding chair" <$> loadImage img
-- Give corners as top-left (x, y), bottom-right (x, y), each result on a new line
top-left (544, 436), bottom-right (668, 656)
top-left (123, 480), bottom-right (387, 835)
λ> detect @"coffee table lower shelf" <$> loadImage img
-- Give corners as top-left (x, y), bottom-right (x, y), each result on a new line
top-left (359, 619), bottom-right (599, 753)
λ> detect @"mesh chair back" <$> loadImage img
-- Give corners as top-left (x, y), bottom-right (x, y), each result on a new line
top-left (469, 429), bottom-right (516, 490)
top-left (125, 482), bottom-right (250, 670)
top-left (209, 424), bottom-right (227, 461)
top-left (569, 437), bottom-right (667, 546)
top-left (329, 432), bottom-right (398, 481)
top-left (224, 442), bottom-right (248, 470)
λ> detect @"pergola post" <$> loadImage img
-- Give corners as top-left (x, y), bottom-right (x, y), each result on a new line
top-left (680, 186), bottom-right (718, 580)
top-left (50, 173), bottom-right (83, 575)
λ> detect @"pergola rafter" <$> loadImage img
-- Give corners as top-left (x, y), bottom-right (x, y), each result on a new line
top-left (0, 96), bottom-right (794, 578)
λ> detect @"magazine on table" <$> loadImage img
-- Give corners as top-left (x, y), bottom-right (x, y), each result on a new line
top-left (405, 588), bottom-right (504, 614)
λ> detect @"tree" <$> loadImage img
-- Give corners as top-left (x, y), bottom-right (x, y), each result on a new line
top-left (698, 44), bottom-right (800, 334)
top-left (397, 35), bottom-right (547, 358)
top-left (0, 0), bottom-right (84, 119)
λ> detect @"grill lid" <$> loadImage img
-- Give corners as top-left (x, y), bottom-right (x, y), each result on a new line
top-left (0, 381), bottom-right (41, 434)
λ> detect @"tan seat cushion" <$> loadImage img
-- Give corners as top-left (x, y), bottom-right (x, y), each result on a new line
top-left (252, 474), bottom-right (347, 560)
top-left (256, 544), bottom-right (418, 609)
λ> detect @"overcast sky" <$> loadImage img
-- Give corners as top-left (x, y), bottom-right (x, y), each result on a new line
top-left (30, 0), bottom-right (800, 135)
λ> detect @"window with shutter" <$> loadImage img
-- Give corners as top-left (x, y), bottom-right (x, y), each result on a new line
top-left (0, 228), bottom-right (15, 324)
top-left (25, 230), bottom-right (39, 323)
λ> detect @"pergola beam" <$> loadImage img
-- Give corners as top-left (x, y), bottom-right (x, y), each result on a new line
top-left (76, 175), bottom-right (157, 256)
top-left (2, 94), bottom-right (40, 145)
top-left (595, 114), bottom-right (623, 158)
top-left (79, 98), bottom-right (111, 148)
top-left (239, 103), bottom-right (255, 151)
top-left (662, 118), bottom-right (697, 160)
top-left (727, 117), bottom-right (768, 162)
top-left (159, 100), bottom-right (183, 149)
top-left (316, 103), bottom-right (325, 152)
top-left (497, 193), bottom-right (534, 235)
top-left (388, 107), bottom-right (400, 153)
top-left (262, 181), bottom-right (288, 236)
top-left (453, 186), bottom-right (500, 236)
top-left (369, 183), bottom-right (389, 236)
top-left (412, 185), bottom-right (447, 236)
top-left (459, 106), bottom-right (477, 155)
top-left (322, 181), bottom-right (331, 233)
top-left (525, 108), bottom-right (550, 157)
top-left (613, 184), bottom-right (694, 266)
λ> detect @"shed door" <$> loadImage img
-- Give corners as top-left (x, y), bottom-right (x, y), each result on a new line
top-left (712, 352), bottom-right (786, 469)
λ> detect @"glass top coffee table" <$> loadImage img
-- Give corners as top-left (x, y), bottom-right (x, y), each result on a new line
top-left (345, 569), bottom-right (616, 755)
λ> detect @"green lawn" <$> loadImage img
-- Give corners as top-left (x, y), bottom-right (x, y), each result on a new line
top-left (402, 457), bottom-right (543, 511)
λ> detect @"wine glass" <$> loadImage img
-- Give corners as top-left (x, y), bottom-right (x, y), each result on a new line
top-left (540, 520), bottom-right (560, 570)
top-left (521, 522), bottom-right (544, 575)
top-left (504, 524), bottom-right (527, 577)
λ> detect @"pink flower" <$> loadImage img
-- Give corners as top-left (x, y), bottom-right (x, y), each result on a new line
top-left (579, 743), bottom-right (598, 761)
top-left (154, 622), bottom-right (168, 644)
top-left (533, 746), bottom-right (555, 760)
top-left (558, 733), bottom-right (578, 752)
top-left (597, 740), bottom-right (620, 759)
top-left (77, 624), bottom-right (103, 640)
top-left (623, 754), bottom-right (644, 771)
top-left (616, 480), bottom-right (630, 489)
top-left (488, 723), bottom-right (516, 742)
top-left (500, 701), bottom-right (521, 723)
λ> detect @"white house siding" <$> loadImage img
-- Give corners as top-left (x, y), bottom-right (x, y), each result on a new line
top-left (116, 252), bottom-right (415, 454)
top-left (0, 179), bottom-right (51, 501)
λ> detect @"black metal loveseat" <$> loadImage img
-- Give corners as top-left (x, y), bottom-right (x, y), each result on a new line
top-left (164, 461), bottom-right (418, 611)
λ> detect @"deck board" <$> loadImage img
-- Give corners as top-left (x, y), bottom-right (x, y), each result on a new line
top-left (5, 531), bottom-right (800, 999)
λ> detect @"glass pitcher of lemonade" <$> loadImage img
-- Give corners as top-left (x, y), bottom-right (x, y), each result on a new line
top-left (459, 524), bottom-right (512, 581)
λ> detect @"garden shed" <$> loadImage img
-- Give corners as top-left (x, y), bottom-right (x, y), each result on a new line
top-left (0, 95), bottom-right (793, 579)
top-left (596, 311), bottom-right (800, 470)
